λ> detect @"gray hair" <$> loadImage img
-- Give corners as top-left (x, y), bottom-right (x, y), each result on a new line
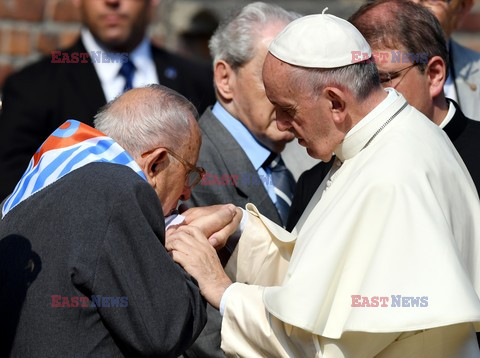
top-left (209, 2), bottom-right (300, 68)
top-left (94, 84), bottom-right (198, 158)
top-left (288, 61), bottom-right (380, 101)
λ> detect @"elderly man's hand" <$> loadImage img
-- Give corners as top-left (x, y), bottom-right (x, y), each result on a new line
top-left (166, 225), bottom-right (232, 309)
top-left (178, 204), bottom-right (243, 249)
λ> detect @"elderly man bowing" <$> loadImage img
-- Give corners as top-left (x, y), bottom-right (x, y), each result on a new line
top-left (0, 85), bottom-right (239, 357)
top-left (167, 11), bottom-right (480, 357)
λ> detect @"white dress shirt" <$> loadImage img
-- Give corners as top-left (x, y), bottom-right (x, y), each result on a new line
top-left (81, 28), bottom-right (159, 102)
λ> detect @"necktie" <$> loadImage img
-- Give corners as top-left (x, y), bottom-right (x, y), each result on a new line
top-left (119, 59), bottom-right (136, 92)
top-left (266, 155), bottom-right (296, 226)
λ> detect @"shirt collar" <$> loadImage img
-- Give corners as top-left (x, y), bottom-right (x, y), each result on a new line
top-left (438, 100), bottom-right (456, 129)
top-left (334, 88), bottom-right (406, 162)
top-left (212, 102), bottom-right (271, 170)
top-left (81, 28), bottom-right (152, 84)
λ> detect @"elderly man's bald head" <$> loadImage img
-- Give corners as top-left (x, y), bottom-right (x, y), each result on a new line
top-left (94, 85), bottom-right (201, 215)
top-left (94, 85), bottom-right (200, 160)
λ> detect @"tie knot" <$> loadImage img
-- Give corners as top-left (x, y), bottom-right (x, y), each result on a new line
top-left (119, 59), bottom-right (135, 76)
top-left (264, 154), bottom-right (286, 172)
top-left (119, 59), bottom-right (136, 92)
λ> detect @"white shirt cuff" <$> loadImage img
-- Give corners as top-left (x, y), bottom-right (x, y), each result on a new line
top-left (165, 214), bottom-right (185, 229)
top-left (219, 283), bottom-right (236, 316)
top-left (238, 207), bottom-right (248, 233)
top-left (224, 207), bottom-right (248, 253)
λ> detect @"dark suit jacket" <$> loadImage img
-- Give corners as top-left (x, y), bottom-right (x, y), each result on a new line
top-left (187, 108), bottom-right (281, 224)
top-left (286, 100), bottom-right (480, 232)
top-left (0, 38), bottom-right (215, 200)
top-left (0, 162), bottom-right (206, 357)
top-left (183, 108), bottom-right (282, 358)
top-left (285, 159), bottom-right (333, 232)
top-left (444, 99), bottom-right (480, 192)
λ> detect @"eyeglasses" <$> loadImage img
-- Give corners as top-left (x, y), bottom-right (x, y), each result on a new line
top-left (141, 147), bottom-right (205, 188)
top-left (379, 63), bottom-right (418, 89)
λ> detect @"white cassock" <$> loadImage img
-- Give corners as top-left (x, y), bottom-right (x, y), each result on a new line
top-left (221, 90), bottom-right (480, 357)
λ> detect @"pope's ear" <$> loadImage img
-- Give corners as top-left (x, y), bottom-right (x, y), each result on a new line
top-left (214, 60), bottom-right (235, 101)
top-left (324, 87), bottom-right (347, 124)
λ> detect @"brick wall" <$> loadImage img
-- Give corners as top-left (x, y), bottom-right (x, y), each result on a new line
top-left (0, 0), bottom-right (79, 89)
top-left (0, 0), bottom-right (171, 90)
top-left (1, 0), bottom-right (479, 92)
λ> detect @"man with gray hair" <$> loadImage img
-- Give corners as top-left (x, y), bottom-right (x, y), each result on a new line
top-left (167, 11), bottom-right (480, 356)
top-left (188, 2), bottom-right (301, 229)
top-left (184, 4), bottom-right (301, 356)
top-left (0, 85), bottom-right (237, 357)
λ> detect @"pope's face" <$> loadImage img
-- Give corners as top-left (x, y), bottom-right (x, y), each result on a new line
top-left (376, 49), bottom-right (432, 119)
top-left (74, 0), bottom-right (156, 51)
top-left (262, 54), bottom-right (340, 162)
top-left (228, 24), bottom-right (295, 153)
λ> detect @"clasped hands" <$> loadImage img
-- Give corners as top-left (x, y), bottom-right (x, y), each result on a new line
top-left (165, 204), bottom-right (242, 309)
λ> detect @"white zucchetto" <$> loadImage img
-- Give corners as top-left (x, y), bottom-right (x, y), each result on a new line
top-left (269, 9), bottom-right (371, 68)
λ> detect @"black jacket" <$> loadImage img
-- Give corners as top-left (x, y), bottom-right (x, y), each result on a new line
top-left (0, 39), bottom-right (215, 200)
top-left (0, 163), bottom-right (206, 357)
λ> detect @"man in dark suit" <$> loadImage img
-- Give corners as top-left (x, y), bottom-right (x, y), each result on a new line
top-left (187, 2), bottom-right (301, 228)
top-left (0, 85), bottom-right (218, 357)
top-left (0, 0), bottom-right (215, 201)
top-left (183, 3), bottom-right (300, 357)
top-left (412, 0), bottom-right (480, 121)
top-left (287, 0), bottom-right (480, 231)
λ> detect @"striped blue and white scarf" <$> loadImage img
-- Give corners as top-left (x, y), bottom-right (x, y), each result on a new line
top-left (2, 120), bottom-right (146, 218)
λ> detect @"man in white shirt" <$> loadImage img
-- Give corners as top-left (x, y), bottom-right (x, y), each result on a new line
top-left (166, 11), bottom-right (480, 357)
top-left (0, 0), bottom-right (215, 200)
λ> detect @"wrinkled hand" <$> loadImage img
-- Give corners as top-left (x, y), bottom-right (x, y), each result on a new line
top-left (178, 204), bottom-right (243, 249)
top-left (166, 225), bottom-right (232, 309)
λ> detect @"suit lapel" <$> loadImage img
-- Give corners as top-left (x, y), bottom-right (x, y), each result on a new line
top-left (199, 109), bottom-right (282, 224)
top-left (151, 45), bottom-right (181, 92)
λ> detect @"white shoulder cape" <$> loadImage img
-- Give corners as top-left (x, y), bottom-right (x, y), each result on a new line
top-left (262, 94), bottom-right (480, 338)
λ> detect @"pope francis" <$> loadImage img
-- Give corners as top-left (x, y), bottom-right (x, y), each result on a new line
top-left (166, 11), bottom-right (480, 357)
